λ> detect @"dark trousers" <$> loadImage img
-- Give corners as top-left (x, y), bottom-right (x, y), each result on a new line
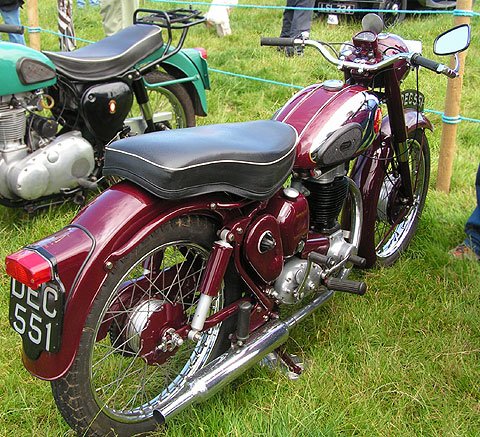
top-left (280, 0), bottom-right (314, 38)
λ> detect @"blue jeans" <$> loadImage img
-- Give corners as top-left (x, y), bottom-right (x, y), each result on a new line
top-left (0, 7), bottom-right (25, 45)
top-left (464, 162), bottom-right (480, 256)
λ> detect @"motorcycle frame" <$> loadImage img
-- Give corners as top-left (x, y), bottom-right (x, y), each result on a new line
top-left (20, 183), bottom-right (271, 379)
top-left (16, 56), bottom-right (432, 381)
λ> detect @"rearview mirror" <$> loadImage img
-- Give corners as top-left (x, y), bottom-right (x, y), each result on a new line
top-left (433, 24), bottom-right (471, 56)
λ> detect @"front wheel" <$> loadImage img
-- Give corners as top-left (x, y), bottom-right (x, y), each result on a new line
top-left (374, 129), bottom-right (430, 266)
top-left (379, 0), bottom-right (407, 27)
top-left (51, 216), bottom-right (241, 437)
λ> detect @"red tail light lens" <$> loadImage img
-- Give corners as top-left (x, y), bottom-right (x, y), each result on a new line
top-left (5, 249), bottom-right (52, 289)
top-left (373, 107), bottom-right (383, 134)
top-left (193, 47), bottom-right (207, 59)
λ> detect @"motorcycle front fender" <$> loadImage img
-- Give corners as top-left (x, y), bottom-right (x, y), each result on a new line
top-left (351, 109), bottom-right (433, 267)
top-left (21, 181), bottom-right (223, 380)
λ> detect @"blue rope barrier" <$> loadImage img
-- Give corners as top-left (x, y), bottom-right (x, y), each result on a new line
top-left (420, 109), bottom-right (480, 124)
top-left (148, 0), bottom-right (480, 16)
top-left (20, 3), bottom-right (480, 124)
top-left (26, 26), bottom-right (95, 44)
top-left (209, 68), bottom-right (304, 89)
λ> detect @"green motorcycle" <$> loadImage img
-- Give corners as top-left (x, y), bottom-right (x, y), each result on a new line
top-left (0, 8), bottom-right (209, 210)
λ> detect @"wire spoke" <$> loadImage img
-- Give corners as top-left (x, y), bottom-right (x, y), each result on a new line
top-left (89, 239), bottom-right (225, 419)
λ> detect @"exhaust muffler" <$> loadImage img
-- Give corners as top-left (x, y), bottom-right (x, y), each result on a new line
top-left (154, 290), bottom-right (334, 424)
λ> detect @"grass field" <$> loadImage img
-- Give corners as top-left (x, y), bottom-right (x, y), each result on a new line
top-left (0, 1), bottom-right (479, 436)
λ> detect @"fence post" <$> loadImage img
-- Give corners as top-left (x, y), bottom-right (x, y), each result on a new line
top-left (26, 0), bottom-right (40, 50)
top-left (436, 0), bottom-right (472, 193)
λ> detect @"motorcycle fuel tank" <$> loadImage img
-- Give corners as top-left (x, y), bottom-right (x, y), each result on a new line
top-left (274, 81), bottom-right (380, 170)
top-left (0, 42), bottom-right (56, 95)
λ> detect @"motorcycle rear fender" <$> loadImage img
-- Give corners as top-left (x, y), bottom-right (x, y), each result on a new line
top-left (140, 47), bottom-right (210, 116)
top-left (351, 109), bottom-right (433, 267)
top-left (21, 181), bottom-right (224, 380)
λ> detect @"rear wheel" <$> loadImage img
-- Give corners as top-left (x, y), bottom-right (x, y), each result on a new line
top-left (374, 129), bottom-right (430, 265)
top-left (128, 71), bottom-right (196, 133)
top-left (51, 216), bottom-right (241, 437)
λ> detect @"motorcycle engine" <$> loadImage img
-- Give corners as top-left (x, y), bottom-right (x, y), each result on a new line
top-left (0, 94), bottom-right (95, 201)
top-left (272, 165), bottom-right (355, 305)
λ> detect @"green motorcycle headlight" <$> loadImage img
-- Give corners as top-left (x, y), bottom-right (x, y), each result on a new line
top-left (16, 57), bottom-right (56, 86)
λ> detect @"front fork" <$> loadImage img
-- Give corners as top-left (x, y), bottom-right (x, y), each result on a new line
top-left (188, 231), bottom-right (234, 341)
top-left (131, 76), bottom-right (156, 132)
top-left (384, 69), bottom-right (414, 202)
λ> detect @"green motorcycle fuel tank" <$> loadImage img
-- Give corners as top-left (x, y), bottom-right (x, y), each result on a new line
top-left (0, 41), bottom-right (56, 95)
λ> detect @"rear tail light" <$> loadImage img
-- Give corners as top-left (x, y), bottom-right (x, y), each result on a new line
top-left (373, 107), bottom-right (383, 134)
top-left (5, 249), bottom-right (52, 289)
top-left (193, 47), bottom-right (207, 59)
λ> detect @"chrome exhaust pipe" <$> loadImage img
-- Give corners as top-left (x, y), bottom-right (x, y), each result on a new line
top-left (154, 290), bottom-right (334, 424)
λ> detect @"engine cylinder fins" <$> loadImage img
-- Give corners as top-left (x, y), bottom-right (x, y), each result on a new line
top-left (304, 176), bottom-right (349, 234)
top-left (0, 106), bottom-right (26, 145)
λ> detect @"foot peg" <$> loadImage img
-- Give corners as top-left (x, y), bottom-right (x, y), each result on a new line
top-left (325, 277), bottom-right (366, 296)
top-left (309, 251), bottom-right (366, 268)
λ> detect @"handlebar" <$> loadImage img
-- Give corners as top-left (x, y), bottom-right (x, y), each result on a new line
top-left (260, 36), bottom-right (458, 79)
top-left (0, 24), bottom-right (24, 35)
top-left (410, 53), bottom-right (457, 78)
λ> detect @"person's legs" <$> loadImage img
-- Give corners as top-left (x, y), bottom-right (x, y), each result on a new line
top-left (99, 0), bottom-right (123, 36)
top-left (0, 8), bottom-right (25, 45)
top-left (120, 0), bottom-right (139, 29)
top-left (280, 0), bottom-right (295, 37)
top-left (289, 0), bottom-right (314, 38)
top-left (464, 163), bottom-right (480, 256)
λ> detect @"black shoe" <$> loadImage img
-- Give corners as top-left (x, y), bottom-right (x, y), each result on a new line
top-left (285, 46), bottom-right (295, 57)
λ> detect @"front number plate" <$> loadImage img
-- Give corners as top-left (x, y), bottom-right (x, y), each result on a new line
top-left (9, 279), bottom-right (64, 360)
top-left (401, 89), bottom-right (425, 112)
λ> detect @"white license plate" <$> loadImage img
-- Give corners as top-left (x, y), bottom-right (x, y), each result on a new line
top-left (318, 3), bottom-right (355, 14)
top-left (9, 279), bottom-right (64, 360)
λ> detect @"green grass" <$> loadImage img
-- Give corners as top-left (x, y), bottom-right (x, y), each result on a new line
top-left (1, 1), bottom-right (479, 436)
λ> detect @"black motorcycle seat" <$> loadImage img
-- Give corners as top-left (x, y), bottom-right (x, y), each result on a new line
top-left (43, 24), bottom-right (163, 81)
top-left (103, 120), bottom-right (298, 200)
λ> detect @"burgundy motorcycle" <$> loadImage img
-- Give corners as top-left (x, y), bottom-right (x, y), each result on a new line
top-left (5, 14), bottom-right (470, 437)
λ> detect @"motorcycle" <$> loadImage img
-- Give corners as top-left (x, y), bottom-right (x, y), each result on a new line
top-left (5, 14), bottom-right (470, 437)
top-left (0, 8), bottom-right (209, 211)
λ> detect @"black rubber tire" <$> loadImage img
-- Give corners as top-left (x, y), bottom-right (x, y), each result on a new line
top-left (144, 71), bottom-right (196, 129)
top-left (379, 0), bottom-right (407, 28)
top-left (373, 129), bottom-right (430, 266)
top-left (51, 216), bottom-right (242, 437)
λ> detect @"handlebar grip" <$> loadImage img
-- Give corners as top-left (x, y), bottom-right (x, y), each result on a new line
top-left (260, 37), bottom-right (295, 47)
top-left (411, 54), bottom-right (442, 72)
top-left (411, 54), bottom-right (458, 78)
top-left (0, 24), bottom-right (24, 34)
